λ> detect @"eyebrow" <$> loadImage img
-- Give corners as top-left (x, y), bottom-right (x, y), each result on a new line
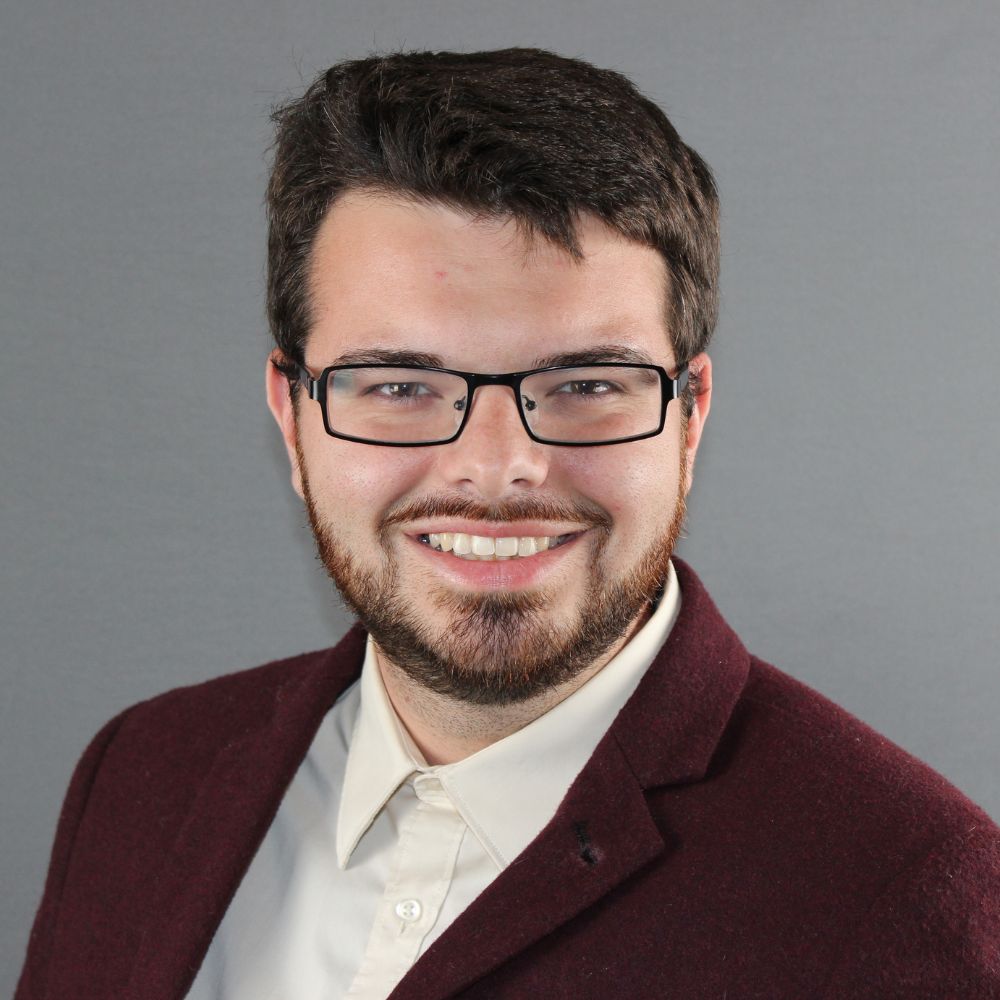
top-left (531, 345), bottom-right (657, 368)
top-left (327, 348), bottom-right (447, 367)
top-left (324, 344), bottom-right (660, 371)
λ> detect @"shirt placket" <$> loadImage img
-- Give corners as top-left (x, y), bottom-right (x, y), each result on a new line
top-left (346, 772), bottom-right (467, 999)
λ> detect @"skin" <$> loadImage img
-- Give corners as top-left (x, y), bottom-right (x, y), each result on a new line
top-left (267, 191), bottom-right (712, 765)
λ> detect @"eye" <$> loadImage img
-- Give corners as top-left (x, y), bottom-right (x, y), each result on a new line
top-left (368, 382), bottom-right (435, 399)
top-left (552, 380), bottom-right (619, 396)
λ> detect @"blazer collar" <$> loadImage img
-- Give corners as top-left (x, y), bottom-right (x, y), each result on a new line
top-left (612, 557), bottom-right (751, 789)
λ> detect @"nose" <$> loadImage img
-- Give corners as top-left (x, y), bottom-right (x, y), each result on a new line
top-left (433, 384), bottom-right (550, 499)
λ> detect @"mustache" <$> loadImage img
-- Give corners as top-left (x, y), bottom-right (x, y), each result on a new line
top-left (379, 493), bottom-right (612, 534)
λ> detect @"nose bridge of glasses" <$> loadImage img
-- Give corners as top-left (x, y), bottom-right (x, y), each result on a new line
top-left (465, 371), bottom-right (522, 396)
top-left (452, 376), bottom-right (538, 446)
top-left (462, 374), bottom-right (526, 421)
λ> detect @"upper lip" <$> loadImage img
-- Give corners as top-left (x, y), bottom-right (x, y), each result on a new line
top-left (405, 521), bottom-right (587, 538)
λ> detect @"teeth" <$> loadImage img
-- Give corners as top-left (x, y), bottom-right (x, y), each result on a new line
top-left (495, 536), bottom-right (518, 557)
top-left (471, 535), bottom-right (495, 556)
top-left (422, 531), bottom-right (569, 560)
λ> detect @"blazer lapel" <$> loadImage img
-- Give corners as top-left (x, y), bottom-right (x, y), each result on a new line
top-left (389, 733), bottom-right (668, 1000)
top-left (122, 628), bottom-right (366, 1000)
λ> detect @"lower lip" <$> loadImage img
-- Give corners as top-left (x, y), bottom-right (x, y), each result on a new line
top-left (406, 533), bottom-right (584, 590)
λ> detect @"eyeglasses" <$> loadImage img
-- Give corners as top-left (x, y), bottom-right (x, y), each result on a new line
top-left (295, 362), bottom-right (689, 447)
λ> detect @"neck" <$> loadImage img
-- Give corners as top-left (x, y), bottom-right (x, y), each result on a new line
top-left (373, 607), bottom-right (651, 766)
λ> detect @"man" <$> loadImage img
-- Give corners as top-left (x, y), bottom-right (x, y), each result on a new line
top-left (17, 48), bottom-right (1000, 999)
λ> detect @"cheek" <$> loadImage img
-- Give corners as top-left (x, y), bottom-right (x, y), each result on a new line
top-left (305, 439), bottom-right (432, 516)
top-left (558, 443), bottom-right (680, 523)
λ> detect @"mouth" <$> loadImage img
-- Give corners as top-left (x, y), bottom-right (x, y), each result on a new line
top-left (416, 531), bottom-right (579, 561)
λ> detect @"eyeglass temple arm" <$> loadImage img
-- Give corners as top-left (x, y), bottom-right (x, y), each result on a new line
top-left (294, 366), bottom-right (324, 401)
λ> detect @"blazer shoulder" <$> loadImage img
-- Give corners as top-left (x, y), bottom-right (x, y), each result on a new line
top-left (738, 655), bottom-right (997, 838)
top-left (124, 643), bottom-right (339, 724)
top-left (76, 625), bottom-right (367, 799)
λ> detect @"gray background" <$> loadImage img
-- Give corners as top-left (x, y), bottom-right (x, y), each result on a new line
top-left (3, 0), bottom-right (999, 988)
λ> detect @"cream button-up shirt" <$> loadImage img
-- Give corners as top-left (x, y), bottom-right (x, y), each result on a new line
top-left (187, 561), bottom-right (680, 1000)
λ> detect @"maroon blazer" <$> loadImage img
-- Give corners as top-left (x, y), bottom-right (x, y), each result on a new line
top-left (16, 560), bottom-right (1000, 998)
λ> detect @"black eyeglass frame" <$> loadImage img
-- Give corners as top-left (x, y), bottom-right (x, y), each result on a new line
top-left (295, 361), bottom-right (690, 448)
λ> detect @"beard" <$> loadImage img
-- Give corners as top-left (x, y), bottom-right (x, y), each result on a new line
top-left (298, 444), bottom-right (687, 707)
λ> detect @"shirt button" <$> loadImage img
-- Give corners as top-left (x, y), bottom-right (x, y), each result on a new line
top-left (395, 898), bottom-right (422, 922)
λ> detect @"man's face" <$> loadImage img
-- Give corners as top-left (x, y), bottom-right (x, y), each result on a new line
top-left (268, 192), bottom-right (711, 705)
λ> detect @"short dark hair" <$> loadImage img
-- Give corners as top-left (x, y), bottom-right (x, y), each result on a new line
top-left (266, 48), bottom-right (719, 379)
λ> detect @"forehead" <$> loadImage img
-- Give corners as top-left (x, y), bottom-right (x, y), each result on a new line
top-left (306, 191), bottom-right (674, 369)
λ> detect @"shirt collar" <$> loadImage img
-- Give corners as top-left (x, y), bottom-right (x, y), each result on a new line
top-left (335, 641), bottom-right (421, 868)
top-left (336, 560), bottom-right (681, 870)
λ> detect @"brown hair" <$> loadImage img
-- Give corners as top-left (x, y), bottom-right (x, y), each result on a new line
top-left (266, 48), bottom-right (719, 382)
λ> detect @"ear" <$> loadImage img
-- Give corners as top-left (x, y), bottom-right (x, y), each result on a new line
top-left (682, 352), bottom-right (712, 495)
top-left (265, 352), bottom-right (305, 499)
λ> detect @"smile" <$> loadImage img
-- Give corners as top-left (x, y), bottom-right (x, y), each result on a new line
top-left (417, 532), bottom-right (576, 561)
